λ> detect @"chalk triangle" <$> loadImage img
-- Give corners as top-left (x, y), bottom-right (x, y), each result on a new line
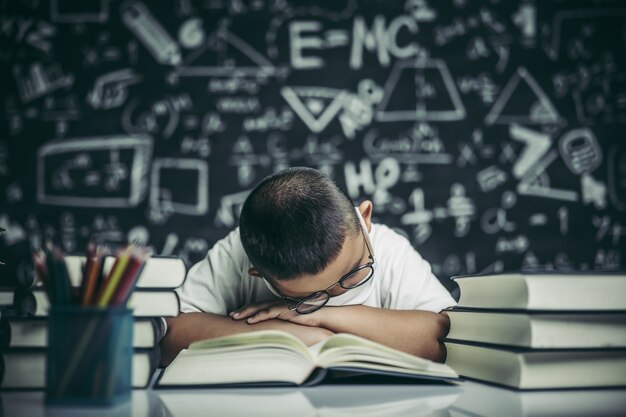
top-left (177, 23), bottom-right (276, 76)
top-left (486, 67), bottom-right (561, 125)
top-left (281, 86), bottom-right (346, 133)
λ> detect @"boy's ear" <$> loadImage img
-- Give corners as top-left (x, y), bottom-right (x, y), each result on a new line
top-left (248, 267), bottom-right (263, 278)
top-left (358, 200), bottom-right (373, 232)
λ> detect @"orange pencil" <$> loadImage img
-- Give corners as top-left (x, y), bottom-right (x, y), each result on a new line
top-left (80, 246), bottom-right (107, 306)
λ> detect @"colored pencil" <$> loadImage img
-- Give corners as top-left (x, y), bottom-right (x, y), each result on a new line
top-left (38, 240), bottom-right (152, 399)
top-left (80, 245), bottom-right (108, 306)
top-left (32, 249), bottom-right (50, 297)
top-left (51, 246), bottom-right (72, 305)
top-left (78, 242), bottom-right (95, 304)
top-left (109, 246), bottom-right (151, 306)
top-left (94, 247), bottom-right (131, 307)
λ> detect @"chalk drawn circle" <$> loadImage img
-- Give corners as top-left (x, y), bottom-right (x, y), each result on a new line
top-left (128, 225), bottom-right (150, 246)
top-left (179, 18), bottom-right (205, 49)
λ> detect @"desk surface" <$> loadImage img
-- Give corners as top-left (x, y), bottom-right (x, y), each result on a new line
top-left (3, 380), bottom-right (626, 417)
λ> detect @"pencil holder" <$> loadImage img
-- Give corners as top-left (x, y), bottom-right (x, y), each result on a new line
top-left (45, 306), bottom-right (133, 406)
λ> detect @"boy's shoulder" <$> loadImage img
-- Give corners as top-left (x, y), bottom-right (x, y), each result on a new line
top-left (371, 223), bottom-right (430, 274)
top-left (370, 222), bottom-right (413, 252)
top-left (209, 227), bottom-right (250, 270)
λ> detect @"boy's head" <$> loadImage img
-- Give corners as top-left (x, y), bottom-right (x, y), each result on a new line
top-left (240, 167), bottom-right (373, 299)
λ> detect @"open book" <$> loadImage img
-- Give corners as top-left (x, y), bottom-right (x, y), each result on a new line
top-left (157, 330), bottom-right (459, 387)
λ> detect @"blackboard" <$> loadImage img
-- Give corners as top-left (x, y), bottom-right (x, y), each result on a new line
top-left (1, 0), bottom-right (625, 291)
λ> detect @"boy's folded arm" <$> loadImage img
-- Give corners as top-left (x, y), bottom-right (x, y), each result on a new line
top-left (159, 312), bottom-right (334, 367)
top-left (231, 302), bottom-right (449, 362)
top-left (318, 306), bottom-right (450, 362)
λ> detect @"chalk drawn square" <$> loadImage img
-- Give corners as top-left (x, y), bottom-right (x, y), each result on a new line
top-left (150, 159), bottom-right (208, 216)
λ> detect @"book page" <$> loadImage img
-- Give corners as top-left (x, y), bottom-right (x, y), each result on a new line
top-left (159, 347), bottom-right (315, 386)
top-left (314, 333), bottom-right (458, 379)
top-left (159, 330), bottom-right (317, 386)
top-left (189, 329), bottom-right (313, 357)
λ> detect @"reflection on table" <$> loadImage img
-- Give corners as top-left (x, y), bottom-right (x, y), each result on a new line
top-left (2, 380), bottom-right (626, 417)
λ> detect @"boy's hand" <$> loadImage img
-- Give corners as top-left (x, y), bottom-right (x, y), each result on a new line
top-left (229, 301), bottom-right (324, 327)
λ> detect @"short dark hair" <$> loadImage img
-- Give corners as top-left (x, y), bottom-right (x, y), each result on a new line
top-left (239, 167), bottom-right (360, 281)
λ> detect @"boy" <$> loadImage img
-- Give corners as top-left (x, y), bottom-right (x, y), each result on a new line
top-left (161, 167), bottom-right (456, 366)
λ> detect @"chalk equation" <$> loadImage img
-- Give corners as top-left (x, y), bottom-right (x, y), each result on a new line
top-left (36, 135), bottom-right (153, 208)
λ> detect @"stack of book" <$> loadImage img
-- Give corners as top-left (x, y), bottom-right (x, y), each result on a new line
top-left (0, 252), bottom-right (185, 390)
top-left (443, 271), bottom-right (626, 389)
top-left (0, 237), bottom-right (37, 290)
top-left (0, 236), bottom-right (37, 316)
top-left (0, 234), bottom-right (38, 317)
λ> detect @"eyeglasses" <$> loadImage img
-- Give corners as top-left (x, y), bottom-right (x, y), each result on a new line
top-left (263, 211), bottom-right (375, 314)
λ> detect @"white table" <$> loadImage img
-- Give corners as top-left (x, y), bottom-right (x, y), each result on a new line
top-left (3, 380), bottom-right (625, 417)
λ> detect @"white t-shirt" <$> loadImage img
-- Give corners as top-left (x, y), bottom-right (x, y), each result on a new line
top-left (176, 224), bottom-right (456, 315)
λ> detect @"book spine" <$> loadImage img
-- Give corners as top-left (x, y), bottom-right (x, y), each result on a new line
top-left (0, 289), bottom-right (178, 318)
top-left (0, 349), bottom-right (160, 389)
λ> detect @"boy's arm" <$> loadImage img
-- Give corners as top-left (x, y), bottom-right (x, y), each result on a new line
top-left (231, 304), bottom-right (450, 362)
top-left (159, 312), bottom-right (335, 367)
top-left (317, 306), bottom-right (450, 362)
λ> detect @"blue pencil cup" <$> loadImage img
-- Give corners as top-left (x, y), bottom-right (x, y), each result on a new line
top-left (45, 306), bottom-right (133, 406)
